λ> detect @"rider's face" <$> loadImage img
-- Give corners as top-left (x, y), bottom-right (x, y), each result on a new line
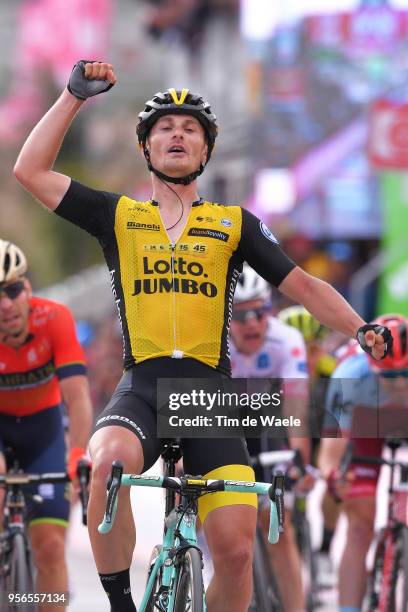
top-left (230, 299), bottom-right (269, 355)
top-left (147, 114), bottom-right (208, 178)
top-left (0, 278), bottom-right (31, 341)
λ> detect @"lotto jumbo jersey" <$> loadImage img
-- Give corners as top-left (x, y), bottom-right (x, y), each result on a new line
top-left (0, 297), bottom-right (86, 416)
top-left (56, 180), bottom-right (296, 374)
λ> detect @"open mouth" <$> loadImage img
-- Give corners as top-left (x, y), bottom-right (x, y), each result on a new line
top-left (168, 145), bottom-right (186, 154)
top-left (243, 333), bottom-right (261, 341)
top-left (2, 314), bottom-right (20, 326)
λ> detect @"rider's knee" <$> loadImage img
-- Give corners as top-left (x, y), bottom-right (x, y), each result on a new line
top-left (33, 530), bottom-right (65, 571)
top-left (90, 444), bottom-right (142, 489)
top-left (91, 453), bottom-right (119, 488)
top-left (212, 540), bottom-right (253, 578)
top-left (347, 513), bottom-right (374, 548)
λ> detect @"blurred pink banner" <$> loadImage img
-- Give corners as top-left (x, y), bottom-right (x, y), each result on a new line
top-left (16, 0), bottom-right (113, 85)
top-left (306, 7), bottom-right (408, 56)
top-left (0, 0), bottom-right (113, 143)
top-left (16, 0), bottom-right (112, 84)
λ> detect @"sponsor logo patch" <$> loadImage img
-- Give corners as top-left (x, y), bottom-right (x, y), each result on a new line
top-left (188, 228), bottom-right (229, 242)
top-left (257, 353), bottom-right (270, 369)
top-left (260, 222), bottom-right (278, 244)
top-left (127, 221), bottom-right (160, 231)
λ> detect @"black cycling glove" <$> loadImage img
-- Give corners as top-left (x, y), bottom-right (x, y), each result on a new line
top-left (67, 60), bottom-right (114, 100)
top-left (356, 323), bottom-right (393, 359)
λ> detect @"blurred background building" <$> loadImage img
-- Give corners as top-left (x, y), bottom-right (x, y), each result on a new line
top-left (1, 0), bottom-right (408, 414)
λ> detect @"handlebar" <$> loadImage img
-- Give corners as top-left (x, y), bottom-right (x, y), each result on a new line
top-left (98, 461), bottom-right (285, 544)
top-left (251, 448), bottom-right (319, 484)
top-left (0, 465), bottom-right (91, 527)
top-left (77, 459), bottom-right (91, 526)
top-left (0, 472), bottom-right (69, 485)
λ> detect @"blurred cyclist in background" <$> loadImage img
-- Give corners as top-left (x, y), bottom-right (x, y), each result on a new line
top-left (318, 314), bottom-right (408, 612)
top-left (14, 60), bottom-right (391, 612)
top-left (230, 264), bottom-right (312, 612)
top-left (0, 239), bottom-right (93, 612)
top-left (278, 305), bottom-right (342, 583)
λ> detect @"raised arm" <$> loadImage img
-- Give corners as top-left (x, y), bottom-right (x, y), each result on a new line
top-left (14, 61), bottom-right (116, 211)
top-left (237, 208), bottom-right (392, 360)
top-left (278, 267), bottom-right (392, 360)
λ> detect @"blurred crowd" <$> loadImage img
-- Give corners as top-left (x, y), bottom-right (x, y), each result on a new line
top-left (75, 315), bottom-right (123, 417)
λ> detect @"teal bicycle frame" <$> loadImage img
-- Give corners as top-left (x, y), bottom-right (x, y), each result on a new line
top-left (99, 461), bottom-right (285, 612)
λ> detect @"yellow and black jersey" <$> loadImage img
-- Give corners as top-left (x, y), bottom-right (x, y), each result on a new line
top-left (56, 180), bottom-right (296, 374)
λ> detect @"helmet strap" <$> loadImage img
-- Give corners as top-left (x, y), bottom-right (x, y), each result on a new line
top-left (143, 145), bottom-right (205, 186)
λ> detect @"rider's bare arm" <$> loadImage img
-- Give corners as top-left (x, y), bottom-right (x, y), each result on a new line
top-left (317, 438), bottom-right (348, 479)
top-left (279, 268), bottom-right (386, 360)
top-left (60, 375), bottom-right (93, 451)
top-left (14, 62), bottom-right (116, 211)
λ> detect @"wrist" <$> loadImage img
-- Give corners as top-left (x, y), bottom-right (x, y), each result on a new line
top-left (69, 446), bottom-right (86, 459)
top-left (67, 447), bottom-right (87, 481)
top-left (63, 87), bottom-right (86, 107)
top-left (354, 322), bottom-right (366, 337)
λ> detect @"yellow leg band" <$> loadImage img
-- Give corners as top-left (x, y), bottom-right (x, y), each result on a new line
top-left (198, 464), bottom-right (258, 524)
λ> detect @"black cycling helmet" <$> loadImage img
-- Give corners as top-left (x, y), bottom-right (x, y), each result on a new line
top-left (137, 88), bottom-right (218, 185)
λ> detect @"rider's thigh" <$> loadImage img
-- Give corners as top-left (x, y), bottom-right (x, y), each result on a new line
top-left (89, 426), bottom-right (144, 482)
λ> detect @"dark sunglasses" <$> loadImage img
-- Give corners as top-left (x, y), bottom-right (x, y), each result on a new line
top-left (0, 281), bottom-right (25, 300)
top-left (231, 307), bottom-right (267, 323)
top-left (379, 369), bottom-right (408, 379)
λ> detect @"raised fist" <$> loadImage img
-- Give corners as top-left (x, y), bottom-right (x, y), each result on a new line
top-left (67, 61), bottom-right (116, 101)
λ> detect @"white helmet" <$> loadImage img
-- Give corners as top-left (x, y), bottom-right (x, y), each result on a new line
top-left (0, 240), bottom-right (27, 283)
top-left (234, 263), bottom-right (271, 304)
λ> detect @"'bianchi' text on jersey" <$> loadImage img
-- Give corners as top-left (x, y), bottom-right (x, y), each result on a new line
top-left (56, 181), bottom-right (295, 374)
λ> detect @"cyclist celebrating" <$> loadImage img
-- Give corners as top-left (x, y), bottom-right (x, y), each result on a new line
top-left (231, 264), bottom-right (311, 612)
top-left (0, 239), bottom-right (92, 612)
top-left (318, 314), bottom-right (408, 612)
top-left (14, 61), bottom-right (390, 612)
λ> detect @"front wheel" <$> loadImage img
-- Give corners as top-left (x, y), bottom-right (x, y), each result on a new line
top-left (249, 526), bottom-right (283, 612)
top-left (9, 533), bottom-right (35, 612)
top-left (364, 530), bottom-right (387, 612)
top-left (294, 514), bottom-right (319, 612)
top-left (145, 544), bottom-right (164, 612)
top-left (173, 547), bottom-right (204, 612)
top-left (389, 526), bottom-right (408, 612)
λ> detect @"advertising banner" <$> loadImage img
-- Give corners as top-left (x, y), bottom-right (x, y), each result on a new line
top-left (377, 172), bottom-right (408, 316)
top-left (368, 99), bottom-right (408, 169)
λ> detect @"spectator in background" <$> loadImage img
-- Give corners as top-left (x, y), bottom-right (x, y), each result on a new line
top-left (144, 0), bottom-right (239, 55)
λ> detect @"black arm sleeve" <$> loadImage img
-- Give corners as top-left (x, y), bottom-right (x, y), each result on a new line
top-left (55, 180), bottom-right (120, 248)
top-left (238, 208), bottom-right (297, 287)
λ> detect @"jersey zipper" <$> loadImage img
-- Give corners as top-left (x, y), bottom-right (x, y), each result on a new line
top-left (155, 203), bottom-right (196, 360)
top-left (170, 242), bottom-right (182, 359)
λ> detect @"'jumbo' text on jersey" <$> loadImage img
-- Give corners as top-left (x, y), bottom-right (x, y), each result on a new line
top-left (0, 297), bottom-right (86, 416)
top-left (56, 181), bottom-right (296, 374)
